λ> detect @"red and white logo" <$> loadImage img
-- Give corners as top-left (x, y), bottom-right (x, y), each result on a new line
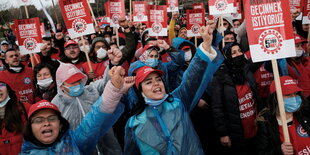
top-left (152, 23), bottom-right (163, 33)
top-left (23, 38), bottom-right (37, 51)
top-left (72, 18), bottom-right (87, 33)
top-left (137, 13), bottom-right (144, 20)
top-left (297, 125), bottom-right (309, 138)
top-left (112, 14), bottom-right (121, 24)
top-left (215, 0), bottom-right (228, 12)
top-left (191, 24), bottom-right (201, 34)
top-left (259, 29), bottom-right (283, 54)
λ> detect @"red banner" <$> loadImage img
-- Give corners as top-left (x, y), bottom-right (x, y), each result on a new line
top-left (244, 0), bottom-right (296, 62)
top-left (209, 0), bottom-right (236, 15)
top-left (104, 1), bottom-right (110, 18)
top-left (302, 0), bottom-right (310, 24)
top-left (133, 1), bottom-right (148, 22)
top-left (14, 17), bottom-right (42, 55)
top-left (187, 9), bottom-right (205, 37)
top-left (59, 0), bottom-right (95, 38)
top-left (167, 0), bottom-right (178, 12)
top-left (148, 5), bottom-right (167, 36)
top-left (109, 0), bottom-right (126, 27)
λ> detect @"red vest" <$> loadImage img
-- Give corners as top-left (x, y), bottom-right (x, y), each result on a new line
top-left (82, 60), bottom-right (109, 80)
top-left (254, 65), bottom-right (274, 98)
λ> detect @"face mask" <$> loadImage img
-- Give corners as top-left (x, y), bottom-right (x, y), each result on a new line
top-left (184, 51), bottom-right (192, 62)
top-left (218, 26), bottom-right (227, 33)
top-left (145, 58), bottom-right (159, 68)
top-left (71, 58), bottom-right (79, 64)
top-left (232, 55), bottom-right (246, 68)
top-left (0, 96), bottom-right (10, 108)
top-left (79, 45), bottom-right (90, 53)
top-left (65, 82), bottom-right (84, 97)
top-left (10, 67), bottom-right (22, 72)
top-left (105, 37), bottom-right (111, 44)
top-left (296, 49), bottom-right (304, 57)
top-left (37, 77), bottom-right (53, 89)
top-left (97, 48), bottom-right (107, 59)
top-left (142, 93), bottom-right (169, 106)
top-left (284, 96), bottom-right (302, 113)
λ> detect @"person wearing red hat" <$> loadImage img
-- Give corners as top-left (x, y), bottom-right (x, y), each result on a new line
top-left (123, 25), bottom-right (224, 154)
top-left (0, 81), bottom-right (31, 155)
top-left (60, 40), bottom-right (86, 71)
top-left (257, 76), bottom-right (310, 155)
top-left (21, 66), bottom-right (133, 154)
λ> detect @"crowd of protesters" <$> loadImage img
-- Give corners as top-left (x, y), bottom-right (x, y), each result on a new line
top-left (0, 7), bottom-right (309, 155)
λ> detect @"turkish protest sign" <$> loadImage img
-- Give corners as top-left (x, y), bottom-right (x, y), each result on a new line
top-left (302, 0), bottom-right (310, 24)
top-left (104, 1), bottom-right (110, 17)
top-left (14, 17), bottom-right (42, 55)
top-left (209, 0), bottom-right (235, 15)
top-left (187, 9), bottom-right (205, 37)
top-left (148, 5), bottom-right (167, 36)
top-left (244, 0), bottom-right (295, 62)
top-left (167, 0), bottom-right (179, 12)
top-left (290, 0), bottom-right (302, 10)
top-left (59, 0), bottom-right (95, 39)
top-left (232, 0), bottom-right (242, 19)
top-left (109, 0), bottom-right (126, 27)
top-left (133, 1), bottom-right (148, 22)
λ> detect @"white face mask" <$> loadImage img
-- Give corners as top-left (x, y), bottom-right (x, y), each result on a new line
top-left (10, 67), bottom-right (22, 72)
top-left (296, 49), bottom-right (305, 57)
top-left (105, 37), bottom-right (111, 44)
top-left (79, 45), bottom-right (90, 53)
top-left (184, 50), bottom-right (192, 62)
top-left (37, 77), bottom-right (53, 89)
top-left (0, 96), bottom-right (10, 108)
top-left (218, 26), bottom-right (227, 33)
top-left (71, 59), bottom-right (79, 64)
top-left (97, 48), bottom-right (107, 59)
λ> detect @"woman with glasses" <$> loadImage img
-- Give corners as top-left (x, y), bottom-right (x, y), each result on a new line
top-left (21, 66), bottom-right (132, 154)
top-left (0, 81), bottom-right (30, 155)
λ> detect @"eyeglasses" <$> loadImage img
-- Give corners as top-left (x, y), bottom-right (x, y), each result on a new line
top-left (65, 46), bottom-right (79, 50)
top-left (31, 115), bottom-right (59, 124)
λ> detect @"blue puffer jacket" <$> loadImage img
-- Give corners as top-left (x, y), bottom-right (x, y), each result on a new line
top-left (20, 97), bottom-right (124, 154)
top-left (124, 44), bottom-right (224, 155)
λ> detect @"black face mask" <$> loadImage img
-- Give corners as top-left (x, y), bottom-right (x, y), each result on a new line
top-left (232, 55), bottom-right (246, 68)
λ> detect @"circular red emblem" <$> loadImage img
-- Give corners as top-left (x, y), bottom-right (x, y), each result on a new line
top-left (137, 13), bottom-right (144, 20)
top-left (72, 18), bottom-right (87, 33)
top-left (215, 0), bottom-right (228, 12)
top-left (169, 4), bottom-right (176, 11)
top-left (191, 24), bottom-right (201, 34)
top-left (152, 23), bottom-right (163, 33)
top-left (259, 29), bottom-right (283, 54)
top-left (112, 14), bottom-right (120, 24)
top-left (23, 38), bottom-right (37, 51)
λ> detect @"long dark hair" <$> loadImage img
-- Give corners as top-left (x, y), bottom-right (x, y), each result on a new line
top-left (89, 39), bottom-right (110, 63)
top-left (0, 82), bottom-right (27, 134)
top-left (23, 111), bottom-right (70, 146)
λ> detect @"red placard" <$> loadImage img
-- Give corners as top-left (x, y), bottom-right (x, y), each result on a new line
top-left (109, 0), bottom-right (126, 27)
top-left (244, 0), bottom-right (296, 62)
top-left (302, 0), bottom-right (310, 24)
top-left (148, 5), bottom-right (167, 36)
top-left (104, 1), bottom-right (110, 17)
top-left (167, 0), bottom-right (179, 12)
top-left (187, 9), bottom-right (205, 37)
top-left (59, 0), bottom-right (95, 38)
top-left (209, 0), bottom-right (236, 15)
top-left (133, 1), bottom-right (148, 22)
top-left (14, 17), bottom-right (42, 55)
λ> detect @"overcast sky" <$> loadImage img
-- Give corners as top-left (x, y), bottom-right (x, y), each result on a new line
top-left (0, 0), bottom-right (55, 11)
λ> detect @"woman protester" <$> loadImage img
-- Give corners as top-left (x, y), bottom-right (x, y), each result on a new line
top-left (256, 76), bottom-right (310, 155)
top-left (20, 66), bottom-right (133, 154)
top-left (121, 25), bottom-right (223, 154)
top-left (33, 63), bottom-right (57, 102)
top-left (0, 81), bottom-right (30, 155)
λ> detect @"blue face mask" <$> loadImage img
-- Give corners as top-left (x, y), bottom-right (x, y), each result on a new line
top-left (145, 58), bottom-right (159, 68)
top-left (0, 96), bottom-right (10, 108)
top-left (65, 83), bottom-right (84, 97)
top-left (143, 94), bottom-right (169, 106)
top-left (284, 96), bottom-right (302, 113)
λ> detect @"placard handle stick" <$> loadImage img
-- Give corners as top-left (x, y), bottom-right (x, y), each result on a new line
top-left (129, 0), bottom-right (132, 22)
top-left (195, 36), bottom-right (197, 47)
top-left (86, 0), bottom-right (98, 26)
top-left (220, 16), bottom-right (225, 48)
top-left (80, 36), bottom-right (93, 72)
top-left (24, 5), bottom-right (38, 68)
top-left (271, 59), bottom-right (291, 143)
top-left (115, 27), bottom-right (120, 47)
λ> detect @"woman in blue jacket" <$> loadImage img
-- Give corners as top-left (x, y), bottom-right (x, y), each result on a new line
top-left (121, 25), bottom-right (224, 154)
top-left (20, 66), bottom-right (133, 154)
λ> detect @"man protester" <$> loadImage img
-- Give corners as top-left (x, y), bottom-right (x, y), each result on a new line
top-left (34, 37), bottom-right (60, 68)
top-left (0, 48), bottom-right (35, 104)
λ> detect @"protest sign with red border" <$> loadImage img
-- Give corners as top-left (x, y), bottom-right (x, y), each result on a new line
top-left (187, 9), bottom-right (205, 37)
top-left (209, 0), bottom-right (235, 15)
top-left (302, 0), bottom-right (310, 24)
top-left (109, 0), bottom-right (126, 27)
top-left (14, 17), bottom-right (42, 55)
top-left (104, 1), bottom-right (110, 19)
top-left (244, 0), bottom-right (295, 62)
top-left (148, 5), bottom-right (167, 36)
top-left (133, 1), bottom-right (148, 22)
top-left (167, 0), bottom-right (178, 12)
top-left (59, 0), bottom-right (95, 39)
